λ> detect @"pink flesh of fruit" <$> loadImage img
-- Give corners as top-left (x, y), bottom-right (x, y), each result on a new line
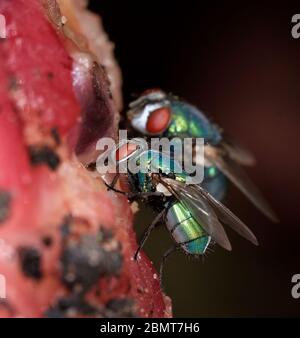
top-left (0, 0), bottom-right (171, 318)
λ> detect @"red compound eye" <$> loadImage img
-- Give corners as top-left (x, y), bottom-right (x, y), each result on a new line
top-left (146, 107), bottom-right (171, 134)
top-left (141, 88), bottom-right (162, 96)
top-left (116, 143), bottom-right (138, 161)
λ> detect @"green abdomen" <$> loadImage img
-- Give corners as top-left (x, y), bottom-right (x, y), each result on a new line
top-left (166, 201), bottom-right (211, 255)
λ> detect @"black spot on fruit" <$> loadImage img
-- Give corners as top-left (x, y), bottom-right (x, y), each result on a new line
top-left (51, 127), bottom-right (61, 146)
top-left (0, 190), bottom-right (11, 224)
top-left (18, 247), bottom-right (43, 280)
top-left (45, 295), bottom-right (97, 318)
top-left (106, 298), bottom-right (136, 317)
top-left (45, 295), bottom-right (137, 318)
top-left (28, 145), bottom-right (60, 170)
top-left (61, 233), bottom-right (122, 292)
top-left (42, 236), bottom-right (53, 248)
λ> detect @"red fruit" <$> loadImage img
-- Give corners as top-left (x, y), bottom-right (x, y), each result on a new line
top-left (0, 0), bottom-right (171, 318)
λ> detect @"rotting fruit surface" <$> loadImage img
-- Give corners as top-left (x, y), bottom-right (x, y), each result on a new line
top-left (0, 0), bottom-right (172, 318)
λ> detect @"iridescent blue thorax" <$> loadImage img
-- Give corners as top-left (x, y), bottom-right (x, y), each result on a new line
top-left (132, 150), bottom-right (187, 193)
top-left (165, 100), bottom-right (227, 200)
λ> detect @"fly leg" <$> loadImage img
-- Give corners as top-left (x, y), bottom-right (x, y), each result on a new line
top-left (134, 208), bottom-right (167, 261)
top-left (109, 173), bottom-right (120, 189)
top-left (128, 191), bottom-right (165, 202)
top-left (106, 183), bottom-right (165, 202)
top-left (104, 174), bottom-right (137, 199)
top-left (159, 235), bottom-right (208, 288)
top-left (159, 245), bottom-right (179, 288)
top-left (104, 174), bottom-right (123, 193)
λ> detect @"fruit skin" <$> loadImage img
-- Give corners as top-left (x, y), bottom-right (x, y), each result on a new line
top-left (0, 0), bottom-right (171, 318)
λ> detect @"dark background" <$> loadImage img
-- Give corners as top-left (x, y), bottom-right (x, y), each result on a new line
top-left (89, 0), bottom-right (300, 317)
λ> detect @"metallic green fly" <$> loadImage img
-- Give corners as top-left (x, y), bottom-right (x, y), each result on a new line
top-left (101, 139), bottom-right (258, 282)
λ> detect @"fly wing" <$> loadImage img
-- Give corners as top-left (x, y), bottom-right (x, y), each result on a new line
top-left (161, 177), bottom-right (258, 247)
top-left (205, 145), bottom-right (279, 223)
top-left (190, 183), bottom-right (258, 245)
top-left (159, 177), bottom-right (232, 251)
top-left (220, 134), bottom-right (256, 166)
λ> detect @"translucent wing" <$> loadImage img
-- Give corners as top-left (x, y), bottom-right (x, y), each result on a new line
top-left (160, 177), bottom-right (258, 248)
top-left (205, 145), bottom-right (278, 223)
top-left (220, 134), bottom-right (256, 166)
top-left (159, 177), bottom-right (232, 251)
top-left (190, 183), bottom-right (258, 245)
